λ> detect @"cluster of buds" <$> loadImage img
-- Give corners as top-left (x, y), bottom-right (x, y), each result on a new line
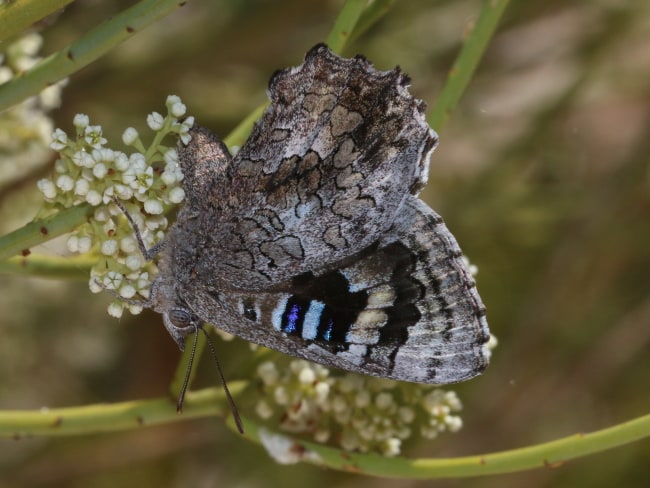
top-left (37, 96), bottom-right (193, 317)
top-left (255, 359), bottom-right (465, 457)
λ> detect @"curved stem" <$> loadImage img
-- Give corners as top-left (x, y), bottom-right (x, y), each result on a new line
top-left (0, 0), bottom-right (74, 45)
top-left (0, 384), bottom-right (245, 438)
top-left (427, 0), bottom-right (510, 133)
top-left (0, 204), bottom-right (93, 261)
top-left (237, 413), bottom-right (650, 478)
top-left (0, 0), bottom-right (186, 112)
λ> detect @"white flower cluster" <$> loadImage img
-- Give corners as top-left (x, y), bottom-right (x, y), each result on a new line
top-left (0, 33), bottom-right (67, 187)
top-left (255, 360), bottom-right (464, 457)
top-left (37, 96), bottom-right (193, 317)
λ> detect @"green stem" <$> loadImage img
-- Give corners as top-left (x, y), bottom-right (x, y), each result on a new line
top-left (0, 253), bottom-right (93, 278)
top-left (350, 0), bottom-right (396, 44)
top-left (0, 204), bottom-right (93, 261)
top-left (428, 0), bottom-right (510, 133)
top-left (0, 384), bottom-right (245, 438)
top-left (325, 0), bottom-right (367, 54)
top-left (237, 413), bottom-right (650, 478)
top-left (0, 0), bottom-right (74, 46)
top-left (0, 0), bottom-right (186, 112)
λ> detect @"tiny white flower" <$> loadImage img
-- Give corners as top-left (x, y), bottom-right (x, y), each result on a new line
top-left (355, 391), bottom-right (371, 408)
top-left (39, 83), bottom-right (64, 110)
top-left (120, 236), bottom-right (138, 254)
top-left (101, 239), bottom-right (118, 256)
top-left (72, 150), bottom-right (94, 168)
top-left (86, 190), bottom-right (102, 207)
top-left (123, 154), bottom-right (153, 192)
top-left (73, 114), bottom-right (90, 130)
top-left (166, 94), bottom-right (182, 107)
top-left (256, 400), bottom-right (274, 420)
top-left (375, 392), bottom-right (393, 410)
top-left (114, 152), bottom-right (130, 171)
top-left (314, 382), bottom-right (330, 402)
top-left (146, 111), bottom-right (164, 131)
top-left (74, 178), bottom-right (90, 196)
top-left (54, 159), bottom-right (68, 173)
top-left (398, 406), bottom-right (415, 423)
top-left (103, 271), bottom-right (123, 290)
top-left (77, 236), bottom-right (93, 253)
top-left (144, 199), bottom-right (164, 215)
top-left (89, 277), bottom-right (103, 294)
top-left (84, 125), bottom-right (107, 148)
top-left (258, 362), bottom-right (279, 386)
top-left (107, 302), bottom-right (124, 318)
top-left (67, 235), bottom-right (79, 253)
top-left (55, 174), bottom-right (74, 192)
top-left (0, 66), bottom-right (12, 84)
top-left (114, 184), bottom-right (133, 200)
top-left (94, 207), bottom-right (110, 222)
top-left (119, 284), bottom-right (136, 299)
top-left (314, 430), bottom-right (330, 443)
top-left (178, 116), bottom-right (194, 144)
top-left (163, 148), bottom-right (179, 165)
top-left (382, 438), bottom-right (401, 457)
top-left (298, 367), bottom-right (316, 385)
top-left (161, 170), bottom-right (177, 186)
top-left (125, 254), bottom-right (143, 271)
top-left (50, 128), bottom-right (68, 151)
top-left (122, 127), bottom-right (139, 146)
top-left (96, 147), bottom-right (115, 163)
top-left (170, 101), bottom-right (186, 118)
top-left (274, 386), bottom-right (289, 405)
top-left (93, 162), bottom-right (108, 179)
top-left (144, 215), bottom-right (166, 231)
top-left (17, 32), bottom-right (42, 56)
top-left (128, 303), bottom-right (143, 315)
top-left (37, 179), bottom-right (57, 199)
top-left (168, 186), bottom-right (185, 203)
top-left (446, 416), bottom-right (463, 432)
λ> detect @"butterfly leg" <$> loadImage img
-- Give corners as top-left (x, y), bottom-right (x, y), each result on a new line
top-left (111, 197), bottom-right (165, 261)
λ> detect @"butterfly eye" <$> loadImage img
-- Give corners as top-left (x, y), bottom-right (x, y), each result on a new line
top-left (168, 308), bottom-right (194, 329)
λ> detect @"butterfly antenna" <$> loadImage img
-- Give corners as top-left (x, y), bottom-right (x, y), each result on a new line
top-left (200, 328), bottom-right (245, 434)
top-left (176, 323), bottom-right (199, 414)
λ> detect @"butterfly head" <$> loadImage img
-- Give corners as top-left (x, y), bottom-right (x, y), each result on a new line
top-left (162, 306), bottom-right (201, 351)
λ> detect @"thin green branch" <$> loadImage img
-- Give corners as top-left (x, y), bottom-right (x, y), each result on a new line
top-left (349, 0), bottom-right (396, 44)
top-left (0, 204), bottom-right (93, 261)
top-left (0, 253), bottom-right (93, 278)
top-left (236, 413), bottom-right (650, 478)
top-left (325, 0), bottom-right (367, 55)
top-left (0, 384), bottom-right (245, 438)
top-left (0, 0), bottom-right (186, 113)
top-left (428, 0), bottom-right (510, 133)
top-left (0, 0), bottom-right (74, 46)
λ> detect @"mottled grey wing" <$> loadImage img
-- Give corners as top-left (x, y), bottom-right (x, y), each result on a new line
top-left (184, 196), bottom-right (490, 384)
top-left (185, 44), bottom-right (437, 290)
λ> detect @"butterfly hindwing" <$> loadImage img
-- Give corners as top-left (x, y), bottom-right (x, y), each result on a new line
top-left (184, 195), bottom-right (489, 384)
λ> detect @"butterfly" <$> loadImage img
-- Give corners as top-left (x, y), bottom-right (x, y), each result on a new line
top-left (122, 44), bottom-right (490, 405)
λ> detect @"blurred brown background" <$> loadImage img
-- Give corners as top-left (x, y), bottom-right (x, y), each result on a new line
top-left (0, 0), bottom-right (648, 486)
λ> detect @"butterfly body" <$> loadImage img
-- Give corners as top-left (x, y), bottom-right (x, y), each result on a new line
top-left (150, 44), bottom-right (490, 384)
